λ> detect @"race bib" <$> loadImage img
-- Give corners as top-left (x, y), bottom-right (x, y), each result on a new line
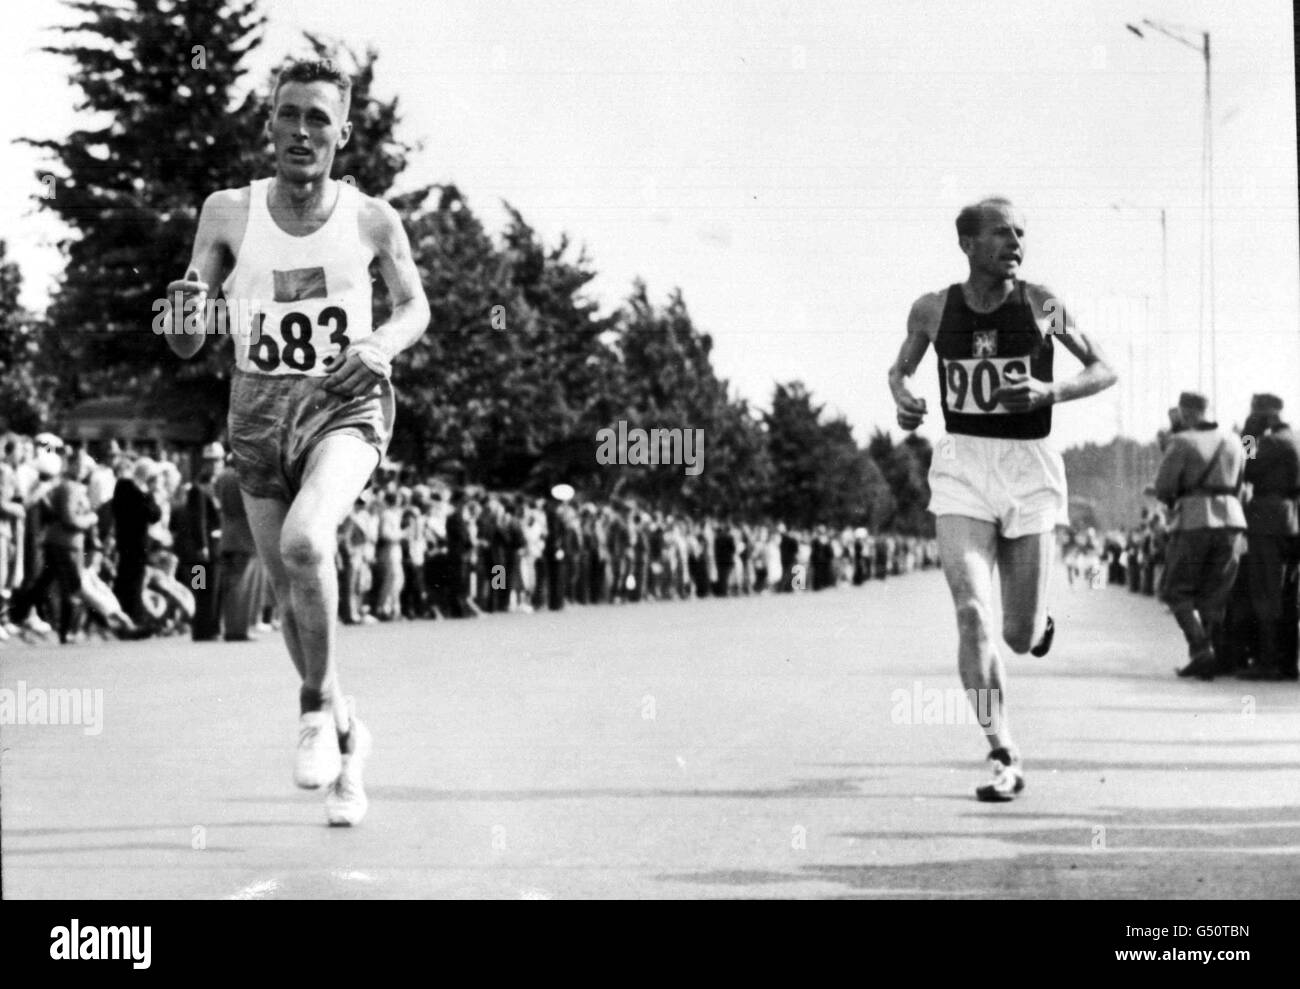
top-left (241, 302), bottom-right (353, 375)
top-left (941, 356), bottom-right (1029, 415)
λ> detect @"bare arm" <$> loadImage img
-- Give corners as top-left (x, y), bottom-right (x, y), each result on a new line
top-left (887, 294), bottom-right (938, 431)
top-left (1051, 327), bottom-right (1119, 405)
top-left (324, 198), bottom-right (431, 397)
top-left (160, 191), bottom-right (235, 359)
top-left (1001, 286), bottom-right (1118, 410)
top-left (368, 199), bottom-right (432, 358)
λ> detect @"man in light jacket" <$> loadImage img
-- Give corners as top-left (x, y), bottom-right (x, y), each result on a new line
top-left (1154, 391), bottom-right (1247, 680)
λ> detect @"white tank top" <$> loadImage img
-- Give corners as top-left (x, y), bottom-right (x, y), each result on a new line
top-left (223, 177), bottom-right (373, 376)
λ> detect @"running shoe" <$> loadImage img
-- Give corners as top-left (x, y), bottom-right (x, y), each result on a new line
top-left (326, 705), bottom-right (372, 827)
top-left (975, 749), bottom-right (1025, 802)
top-left (1029, 614), bottom-right (1054, 657)
top-left (294, 710), bottom-right (342, 790)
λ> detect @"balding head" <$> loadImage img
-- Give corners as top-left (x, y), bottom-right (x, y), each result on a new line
top-left (956, 197), bottom-right (1021, 240)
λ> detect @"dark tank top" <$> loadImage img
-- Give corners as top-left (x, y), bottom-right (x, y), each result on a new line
top-left (935, 280), bottom-right (1054, 439)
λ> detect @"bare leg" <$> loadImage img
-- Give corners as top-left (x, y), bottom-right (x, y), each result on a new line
top-left (935, 514), bottom-right (1015, 755)
top-left (242, 434), bottom-right (379, 732)
top-left (997, 530), bottom-right (1055, 654)
top-left (243, 496), bottom-right (308, 681)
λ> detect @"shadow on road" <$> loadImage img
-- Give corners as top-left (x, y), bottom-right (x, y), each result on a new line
top-left (659, 803), bottom-right (1300, 898)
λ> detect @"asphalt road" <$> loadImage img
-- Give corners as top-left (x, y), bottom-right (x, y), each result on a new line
top-left (3, 569), bottom-right (1298, 899)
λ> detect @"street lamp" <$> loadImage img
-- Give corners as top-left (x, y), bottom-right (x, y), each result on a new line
top-left (1125, 18), bottom-right (1215, 411)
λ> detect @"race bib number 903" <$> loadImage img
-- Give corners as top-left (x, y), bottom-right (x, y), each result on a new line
top-left (941, 356), bottom-right (1027, 414)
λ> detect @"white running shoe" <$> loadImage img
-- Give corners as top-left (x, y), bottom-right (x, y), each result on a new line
top-left (294, 710), bottom-right (342, 790)
top-left (975, 749), bottom-right (1025, 803)
top-left (326, 708), bottom-right (372, 827)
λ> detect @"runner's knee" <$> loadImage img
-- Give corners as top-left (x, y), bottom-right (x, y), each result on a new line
top-left (280, 530), bottom-right (333, 578)
top-left (954, 599), bottom-right (993, 641)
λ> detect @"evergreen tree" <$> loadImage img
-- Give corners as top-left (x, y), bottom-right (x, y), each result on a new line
top-left (392, 184), bottom-right (519, 479)
top-left (0, 242), bottom-right (58, 434)
top-left (764, 381), bottom-right (827, 527)
top-left (24, 0), bottom-right (269, 432)
top-left (867, 428), bottom-right (931, 534)
top-left (606, 282), bottom-right (772, 516)
top-left (763, 381), bottom-right (889, 528)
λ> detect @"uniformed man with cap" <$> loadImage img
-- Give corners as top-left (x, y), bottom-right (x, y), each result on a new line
top-left (1153, 391), bottom-right (1247, 679)
top-left (1239, 393), bottom-right (1300, 680)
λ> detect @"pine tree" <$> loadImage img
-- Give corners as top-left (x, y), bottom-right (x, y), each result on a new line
top-left (24, 0), bottom-right (269, 432)
top-left (0, 242), bottom-right (58, 434)
top-left (611, 282), bottom-right (772, 516)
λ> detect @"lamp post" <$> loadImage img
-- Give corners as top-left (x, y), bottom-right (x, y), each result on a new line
top-left (1125, 19), bottom-right (1215, 411)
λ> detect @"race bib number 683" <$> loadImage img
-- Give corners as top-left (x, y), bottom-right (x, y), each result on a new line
top-left (247, 306), bottom-right (351, 374)
top-left (941, 356), bottom-right (1027, 415)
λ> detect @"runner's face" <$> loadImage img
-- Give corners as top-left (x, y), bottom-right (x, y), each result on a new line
top-left (964, 206), bottom-right (1025, 279)
top-left (269, 81), bottom-right (351, 182)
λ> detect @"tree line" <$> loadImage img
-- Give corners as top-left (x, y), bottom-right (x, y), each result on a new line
top-left (3, 0), bottom-right (936, 532)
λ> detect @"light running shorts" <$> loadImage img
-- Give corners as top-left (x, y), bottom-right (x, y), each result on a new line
top-left (228, 368), bottom-right (395, 502)
top-left (927, 432), bottom-right (1068, 539)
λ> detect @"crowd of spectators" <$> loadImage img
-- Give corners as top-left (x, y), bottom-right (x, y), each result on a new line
top-left (335, 470), bottom-right (939, 624)
top-left (0, 430), bottom-right (940, 646)
top-left (1059, 512), bottom-right (1170, 596)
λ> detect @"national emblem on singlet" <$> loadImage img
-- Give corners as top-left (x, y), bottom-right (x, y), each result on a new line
top-left (223, 177), bottom-right (374, 376)
top-left (934, 280), bottom-right (1054, 439)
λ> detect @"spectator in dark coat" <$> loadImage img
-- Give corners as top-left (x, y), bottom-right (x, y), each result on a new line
top-left (1239, 394), bottom-right (1300, 680)
top-left (175, 443), bottom-right (224, 641)
top-left (112, 458), bottom-right (163, 624)
top-left (544, 496), bottom-right (566, 611)
top-left (215, 456), bottom-right (260, 640)
top-left (444, 490), bottom-right (478, 617)
top-left (778, 524), bottom-right (799, 592)
top-left (713, 521), bottom-right (736, 597)
top-left (811, 525), bottom-right (834, 590)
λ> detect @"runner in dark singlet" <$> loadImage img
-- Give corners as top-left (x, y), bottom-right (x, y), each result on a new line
top-left (887, 197), bottom-right (1118, 800)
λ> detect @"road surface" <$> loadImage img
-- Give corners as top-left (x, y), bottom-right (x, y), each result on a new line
top-left (3, 569), bottom-right (1298, 899)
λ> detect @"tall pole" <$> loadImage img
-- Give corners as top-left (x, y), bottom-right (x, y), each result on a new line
top-left (1125, 20), bottom-right (1215, 410)
top-left (1204, 31), bottom-right (1216, 412)
top-left (1161, 207), bottom-right (1168, 405)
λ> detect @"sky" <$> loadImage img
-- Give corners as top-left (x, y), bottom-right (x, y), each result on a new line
top-left (3, 0), bottom-right (1297, 451)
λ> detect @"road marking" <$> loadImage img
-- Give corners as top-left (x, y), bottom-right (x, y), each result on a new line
top-left (227, 878), bottom-right (281, 900)
top-left (332, 869), bottom-right (377, 883)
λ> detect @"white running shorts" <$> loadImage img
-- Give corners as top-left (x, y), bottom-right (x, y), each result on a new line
top-left (927, 432), bottom-right (1068, 538)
